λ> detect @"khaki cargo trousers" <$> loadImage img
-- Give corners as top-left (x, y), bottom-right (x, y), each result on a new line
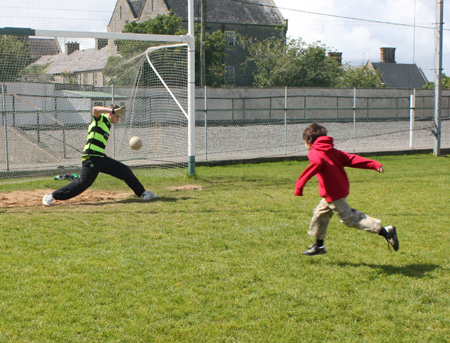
top-left (308, 197), bottom-right (382, 240)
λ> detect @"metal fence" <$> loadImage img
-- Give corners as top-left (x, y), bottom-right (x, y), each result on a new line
top-left (194, 87), bottom-right (450, 163)
top-left (1, 85), bottom-right (450, 179)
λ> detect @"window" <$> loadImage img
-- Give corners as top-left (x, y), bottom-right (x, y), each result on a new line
top-left (225, 31), bottom-right (236, 47)
top-left (225, 66), bottom-right (235, 83)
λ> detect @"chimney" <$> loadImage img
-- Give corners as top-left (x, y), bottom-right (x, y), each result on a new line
top-left (95, 38), bottom-right (108, 51)
top-left (65, 42), bottom-right (80, 55)
top-left (380, 47), bottom-right (396, 63)
top-left (328, 52), bottom-right (342, 66)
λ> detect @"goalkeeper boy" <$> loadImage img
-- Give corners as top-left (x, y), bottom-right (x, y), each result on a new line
top-left (295, 122), bottom-right (399, 256)
top-left (42, 104), bottom-right (157, 206)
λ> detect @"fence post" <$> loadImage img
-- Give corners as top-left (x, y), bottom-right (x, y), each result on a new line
top-left (1, 83), bottom-right (9, 171)
top-left (232, 98), bottom-right (235, 124)
top-left (303, 96), bottom-right (307, 119)
top-left (204, 86), bottom-right (208, 160)
top-left (396, 98), bottom-right (399, 118)
top-left (269, 97), bottom-right (272, 120)
top-left (410, 90), bottom-right (416, 149)
top-left (284, 86), bottom-right (287, 155)
top-left (336, 96), bottom-right (339, 119)
top-left (111, 85), bottom-right (115, 159)
top-left (36, 109), bottom-right (40, 143)
top-left (12, 95), bottom-right (15, 127)
top-left (366, 97), bottom-right (369, 118)
top-left (352, 88), bottom-right (357, 150)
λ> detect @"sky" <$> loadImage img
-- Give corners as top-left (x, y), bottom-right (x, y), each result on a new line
top-left (274, 0), bottom-right (450, 81)
top-left (1, 0), bottom-right (449, 81)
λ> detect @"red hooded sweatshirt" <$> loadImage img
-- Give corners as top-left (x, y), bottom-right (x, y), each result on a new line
top-left (294, 136), bottom-right (382, 202)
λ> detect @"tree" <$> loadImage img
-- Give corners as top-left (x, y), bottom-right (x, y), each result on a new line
top-left (60, 71), bottom-right (78, 84)
top-left (244, 37), bottom-right (343, 87)
top-left (106, 12), bottom-right (226, 87)
top-left (0, 36), bottom-right (32, 82)
top-left (123, 11), bottom-right (186, 36)
top-left (337, 65), bottom-right (384, 88)
top-left (423, 73), bottom-right (450, 89)
top-left (23, 63), bottom-right (51, 76)
top-left (194, 25), bottom-right (226, 87)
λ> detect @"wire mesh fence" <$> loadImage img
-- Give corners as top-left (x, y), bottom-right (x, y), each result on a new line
top-left (1, 85), bottom-right (449, 180)
top-left (194, 87), bottom-right (450, 163)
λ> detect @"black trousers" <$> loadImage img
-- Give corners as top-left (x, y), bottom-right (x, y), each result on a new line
top-left (53, 156), bottom-right (145, 200)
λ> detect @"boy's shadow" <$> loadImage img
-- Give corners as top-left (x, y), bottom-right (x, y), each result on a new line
top-left (334, 261), bottom-right (441, 278)
top-left (58, 196), bottom-right (191, 207)
top-left (117, 196), bottom-right (189, 204)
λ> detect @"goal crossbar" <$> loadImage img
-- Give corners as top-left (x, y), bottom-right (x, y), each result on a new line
top-left (0, 27), bottom-right (188, 43)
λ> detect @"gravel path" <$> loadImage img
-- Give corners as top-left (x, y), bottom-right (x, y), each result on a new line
top-left (194, 119), bottom-right (450, 162)
top-left (1, 119), bottom-right (449, 175)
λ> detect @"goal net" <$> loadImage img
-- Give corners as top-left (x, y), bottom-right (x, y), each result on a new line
top-left (0, 28), bottom-right (192, 181)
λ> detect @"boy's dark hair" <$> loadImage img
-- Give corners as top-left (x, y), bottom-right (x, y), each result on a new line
top-left (302, 123), bottom-right (328, 144)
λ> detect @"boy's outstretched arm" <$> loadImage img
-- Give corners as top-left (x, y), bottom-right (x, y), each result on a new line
top-left (294, 162), bottom-right (320, 196)
top-left (342, 152), bottom-right (383, 172)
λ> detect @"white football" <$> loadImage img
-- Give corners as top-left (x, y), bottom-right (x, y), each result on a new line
top-left (129, 136), bottom-right (143, 150)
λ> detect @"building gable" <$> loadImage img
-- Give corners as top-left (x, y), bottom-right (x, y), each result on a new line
top-left (108, 0), bottom-right (141, 32)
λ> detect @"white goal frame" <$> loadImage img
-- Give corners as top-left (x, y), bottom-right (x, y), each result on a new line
top-left (0, 0), bottom-right (196, 175)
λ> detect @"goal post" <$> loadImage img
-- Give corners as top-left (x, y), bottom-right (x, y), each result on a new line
top-left (0, 26), bottom-right (196, 180)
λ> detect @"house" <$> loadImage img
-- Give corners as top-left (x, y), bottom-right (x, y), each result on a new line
top-left (28, 41), bottom-right (116, 87)
top-left (107, 0), bottom-right (287, 86)
top-left (367, 47), bottom-right (428, 89)
top-left (18, 37), bottom-right (62, 82)
top-left (27, 37), bottom-right (62, 62)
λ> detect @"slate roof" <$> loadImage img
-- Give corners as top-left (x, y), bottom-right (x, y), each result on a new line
top-left (175, 0), bottom-right (283, 25)
top-left (129, 0), bottom-right (284, 25)
top-left (28, 38), bottom-right (61, 61)
top-left (30, 46), bottom-right (115, 74)
top-left (369, 62), bottom-right (428, 89)
top-left (127, 0), bottom-right (146, 18)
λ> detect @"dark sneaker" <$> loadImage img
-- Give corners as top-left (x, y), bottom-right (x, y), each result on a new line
top-left (384, 225), bottom-right (399, 251)
top-left (302, 244), bottom-right (327, 256)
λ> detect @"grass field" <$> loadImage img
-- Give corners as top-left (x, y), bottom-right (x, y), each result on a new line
top-left (0, 154), bottom-right (449, 342)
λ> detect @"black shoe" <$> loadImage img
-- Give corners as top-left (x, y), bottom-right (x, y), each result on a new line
top-left (302, 244), bottom-right (327, 256)
top-left (384, 225), bottom-right (399, 251)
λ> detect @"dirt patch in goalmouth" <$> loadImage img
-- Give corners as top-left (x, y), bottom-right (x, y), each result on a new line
top-left (169, 185), bottom-right (203, 191)
top-left (0, 185), bottom-right (203, 208)
top-left (0, 189), bottom-right (131, 208)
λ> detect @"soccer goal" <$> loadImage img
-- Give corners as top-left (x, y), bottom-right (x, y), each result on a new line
top-left (0, 27), bottom-right (195, 181)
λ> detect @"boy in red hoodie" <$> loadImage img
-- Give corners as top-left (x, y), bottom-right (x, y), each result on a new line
top-left (295, 123), bottom-right (399, 256)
